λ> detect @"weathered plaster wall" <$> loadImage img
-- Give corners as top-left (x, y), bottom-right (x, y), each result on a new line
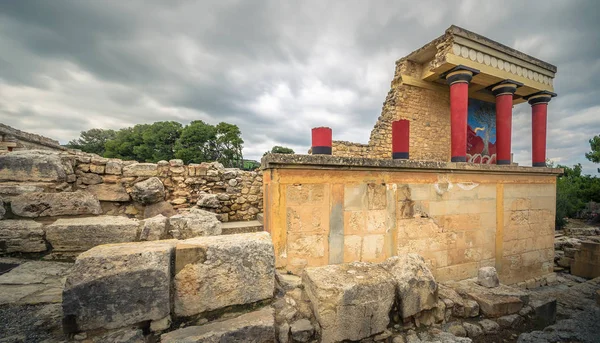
top-left (263, 155), bottom-right (558, 284)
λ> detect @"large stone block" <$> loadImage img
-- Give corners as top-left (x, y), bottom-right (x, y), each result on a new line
top-left (302, 262), bottom-right (395, 343)
top-left (45, 216), bottom-right (139, 252)
top-left (122, 163), bottom-right (158, 177)
top-left (0, 150), bottom-right (73, 182)
top-left (11, 191), bottom-right (101, 218)
top-left (161, 307), bottom-right (275, 343)
top-left (130, 177), bottom-right (165, 204)
top-left (86, 183), bottom-right (130, 202)
top-left (173, 232), bottom-right (274, 317)
top-left (63, 240), bottom-right (176, 332)
top-left (168, 208), bottom-right (221, 239)
top-left (381, 254), bottom-right (438, 318)
top-left (0, 220), bottom-right (47, 253)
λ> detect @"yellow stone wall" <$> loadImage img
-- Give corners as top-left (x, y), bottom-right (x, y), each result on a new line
top-left (263, 167), bottom-right (556, 284)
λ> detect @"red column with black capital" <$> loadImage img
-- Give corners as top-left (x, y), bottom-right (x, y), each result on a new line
top-left (492, 80), bottom-right (520, 165)
top-left (525, 91), bottom-right (556, 167)
top-left (444, 66), bottom-right (479, 162)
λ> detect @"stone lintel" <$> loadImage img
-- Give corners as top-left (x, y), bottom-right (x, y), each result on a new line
top-left (261, 154), bottom-right (563, 175)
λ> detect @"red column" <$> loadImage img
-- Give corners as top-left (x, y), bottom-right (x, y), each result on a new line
top-left (392, 120), bottom-right (410, 159)
top-left (492, 81), bottom-right (519, 165)
top-left (525, 91), bottom-right (555, 167)
top-left (445, 66), bottom-right (478, 162)
top-left (311, 127), bottom-right (332, 155)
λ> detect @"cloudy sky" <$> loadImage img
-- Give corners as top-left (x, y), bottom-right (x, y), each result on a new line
top-left (0, 1), bottom-right (599, 173)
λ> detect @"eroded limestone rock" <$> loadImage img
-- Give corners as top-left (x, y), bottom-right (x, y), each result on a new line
top-left (302, 262), bottom-right (395, 343)
top-left (0, 220), bottom-right (47, 253)
top-left (0, 198), bottom-right (5, 219)
top-left (122, 163), bottom-right (158, 177)
top-left (45, 216), bottom-right (139, 252)
top-left (11, 191), bottom-right (101, 218)
top-left (130, 177), bottom-right (165, 204)
top-left (143, 201), bottom-right (176, 219)
top-left (161, 307), bottom-right (275, 343)
top-left (173, 232), bottom-right (274, 317)
top-left (381, 254), bottom-right (438, 318)
top-left (168, 208), bottom-right (221, 239)
top-left (477, 266), bottom-right (500, 288)
top-left (140, 215), bottom-right (168, 241)
top-left (63, 240), bottom-right (176, 332)
top-left (196, 192), bottom-right (221, 208)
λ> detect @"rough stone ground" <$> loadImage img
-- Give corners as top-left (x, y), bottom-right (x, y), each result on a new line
top-left (0, 257), bottom-right (598, 343)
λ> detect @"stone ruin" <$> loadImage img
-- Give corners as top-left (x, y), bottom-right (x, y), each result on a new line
top-left (1, 25), bottom-right (600, 343)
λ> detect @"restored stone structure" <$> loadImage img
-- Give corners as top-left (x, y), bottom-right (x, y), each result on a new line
top-left (331, 25), bottom-right (557, 165)
top-left (263, 154), bottom-right (560, 285)
top-left (0, 123), bottom-right (67, 153)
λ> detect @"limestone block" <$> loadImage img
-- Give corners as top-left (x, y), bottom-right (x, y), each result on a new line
top-left (168, 208), bottom-right (221, 239)
top-left (463, 322), bottom-right (483, 338)
top-left (0, 220), bottom-right (46, 253)
top-left (302, 262), bottom-right (395, 343)
top-left (438, 285), bottom-right (479, 318)
top-left (478, 319), bottom-right (499, 334)
top-left (130, 177), bottom-right (165, 204)
top-left (88, 164), bottom-right (105, 174)
top-left (11, 191), bottom-right (101, 218)
top-left (290, 319), bottom-right (314, 342)
top-left (122, 163), bottom-right (158, 177)
top-left (78, 172), bottom-right (103, 185)
top-left (143, 201), bottom-right (176, 219)
top-left (0, 184), bottom-right (45, 201)
top-left (196, 193), bottom-right (220, 208)
top-left (161, 307), bottom-right (275, 343)
top-left (45, 216), bottom-right (139, 252)
top-left (104, 160), bottom-right (123, 175)
top-left (497, 314), bottom-right (523, 328)
top-left (86, 183), bottom-right (130, 202)
top-left (0, 198), bottom-right (4, 219)
top-left (0, 150), bottom-right (72, 182)
top-left (140, 215), bottom-right (168, 241)
top-left (381, 254), bottom-right (438, 318)
top-left (63, 240), bottom-right (176, 331)
top-left (173, 232), bottom-right (274, 317)
top-left (477, 266), bottom-right (500, 288)
top-left (530, 296), bottom-right (557, 327)
top-left (467, 293), bottom-right (522, 317)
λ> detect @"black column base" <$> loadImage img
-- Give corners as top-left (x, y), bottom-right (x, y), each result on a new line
top-left (392, 152), bottom-right (409, 159)
top-left (532, 162), bottom-right (547, 167)
top-left (312, 146), bottom-right (332, 155)
top-left (497, 160), bottom-right (511, 165)
top-left (451, 156), bottom-right (466, 162)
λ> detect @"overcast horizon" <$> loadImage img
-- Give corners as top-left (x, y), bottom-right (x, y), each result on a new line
top-left (1, 1), bottom-right (599, 173)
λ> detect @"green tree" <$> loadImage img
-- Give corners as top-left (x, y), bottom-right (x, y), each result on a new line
top-left (66, 128), bottom-right (116, 155)
top-left (585, 135), bottom-right (600, 163)
top-left (174, 120), bottom-right (218, 164)
top-left (264, 145), bottom-right (295, 156)
top-left (104, 122), bottom-right (182, 162)
top-left (215, 122), bottom-right (244, 168)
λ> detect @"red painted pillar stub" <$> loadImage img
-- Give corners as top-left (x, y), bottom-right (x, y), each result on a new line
top-left (525, 91), bottom-right (556, 167)
top-left (311, 127), bottom-right (332, 155)
top-left (492, 80), bottom-right (520, 165)
top-left (444, 65), bottom-right (479, 162)
top-left (392, 120), bottom-right (410, 159)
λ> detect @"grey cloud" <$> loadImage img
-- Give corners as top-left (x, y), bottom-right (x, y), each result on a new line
top-left (0, 0), bottom-right (598, 175)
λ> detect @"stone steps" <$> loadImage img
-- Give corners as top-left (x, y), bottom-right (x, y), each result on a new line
top-left (221, 220), bottom-right (263, 235)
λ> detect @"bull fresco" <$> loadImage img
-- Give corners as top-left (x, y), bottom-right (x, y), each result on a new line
top-left (467, 98), bottom-right (496, 164)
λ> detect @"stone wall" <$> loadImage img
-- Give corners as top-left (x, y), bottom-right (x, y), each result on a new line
top-left (262, 154), bottom-right (561, 285)
top-left (0, 123), bottom-right (67, 153)
top-left (0, 150), bottom-right (262, 222)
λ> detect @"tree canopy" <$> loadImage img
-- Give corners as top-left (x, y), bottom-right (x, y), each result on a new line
top-left (68, 120), bottom-right (244, 167)
top-left (66, 128), bottom-right (116, 156)
top-left (585, 134), bottom-right (600, 163)
top-left (264, 145), bottom-right (295, 156)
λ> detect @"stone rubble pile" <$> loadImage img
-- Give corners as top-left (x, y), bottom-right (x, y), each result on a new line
top-left (554, 225), bottom-right (600, 278)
